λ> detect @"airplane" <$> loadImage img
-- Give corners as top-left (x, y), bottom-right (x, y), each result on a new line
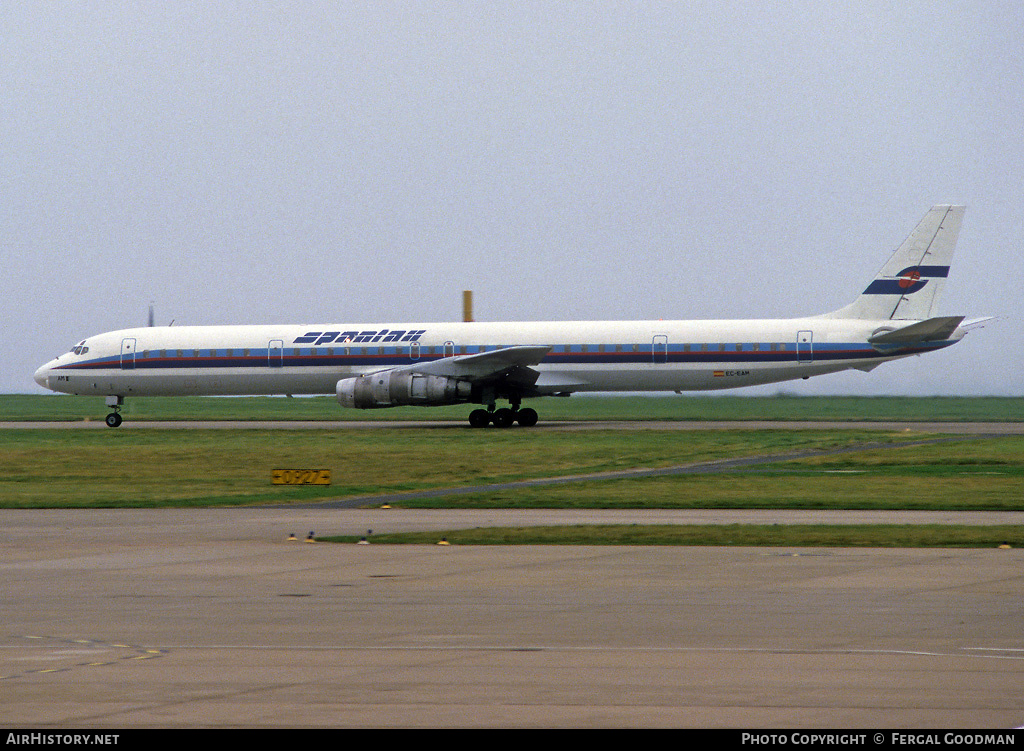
top-left (34, 205), bottom-right (985, 429)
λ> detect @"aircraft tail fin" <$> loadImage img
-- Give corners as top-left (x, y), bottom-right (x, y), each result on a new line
top-left (823, 205), bottom-right (965, 320)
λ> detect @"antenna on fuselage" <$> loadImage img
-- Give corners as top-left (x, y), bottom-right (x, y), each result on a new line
top-left (148, 302), bottom-right (155, 327)
top-left (463, 290), bottom-right (473, 322)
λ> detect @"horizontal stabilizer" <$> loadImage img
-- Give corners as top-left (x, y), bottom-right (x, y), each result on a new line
top-left (869, 316), bottom-right (964, 346)
top-left (957, 316), bottom-right (995, 332)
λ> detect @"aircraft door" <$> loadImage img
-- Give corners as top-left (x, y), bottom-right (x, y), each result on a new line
top-left (797, 330), bottom-right (813, 363)
top-left (652, 335), bottom-right (668, 364)
top-left (120, 338), bottom-right (137, 370)
top-left (268, 339), bottom-right (283, 368)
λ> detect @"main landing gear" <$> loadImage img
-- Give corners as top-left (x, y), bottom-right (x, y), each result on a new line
top-left (105, 395), bottom-right (124, 428)
top-left (468, 405), bottom-right (539, 428)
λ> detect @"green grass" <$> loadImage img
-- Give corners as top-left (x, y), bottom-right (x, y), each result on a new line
top-left (391, 437), bottom-right (1024, 511)
top-left (4, 394), bottom-right (1024, 422)
top-left (3, 413), bottom-right (1021, 547)
top-left (0, 427), bottom-right (1021, 510)
top-left (321, 524), bottom-right (1024, 548)
top-left (0, 427), bottom-right (924, 508)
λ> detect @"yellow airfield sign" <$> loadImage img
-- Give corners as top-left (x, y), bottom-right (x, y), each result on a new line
top-left (272, 469), bottom-right (331, 485)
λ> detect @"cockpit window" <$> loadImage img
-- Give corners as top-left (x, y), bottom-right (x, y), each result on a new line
top-left (71, 341), bottom-right (89, 355)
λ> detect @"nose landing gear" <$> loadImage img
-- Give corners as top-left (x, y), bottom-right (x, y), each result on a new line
top-left (105, 395), bottom-right (124, 428)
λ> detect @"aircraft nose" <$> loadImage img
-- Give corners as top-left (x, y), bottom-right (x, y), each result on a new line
top-left (34, 362), bottom-right (51, 389)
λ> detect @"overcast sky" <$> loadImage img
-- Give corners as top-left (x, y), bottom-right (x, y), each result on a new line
top-left (3, 2), bottom-right (1021, 397)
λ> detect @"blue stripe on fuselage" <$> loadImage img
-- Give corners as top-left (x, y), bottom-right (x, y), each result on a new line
top-left (51, 340), bottom-right (955, 373)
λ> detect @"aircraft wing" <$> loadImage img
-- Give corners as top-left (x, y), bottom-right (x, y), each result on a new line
top-left (387, 345), bottom-right (592, 394)
top-left (393, 346), bottom-right (552, 381)
top-left (390, 345), bottom-right (551, 381)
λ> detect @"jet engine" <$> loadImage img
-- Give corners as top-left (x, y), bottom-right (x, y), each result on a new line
top-left (336, 371), bottom-right (473, 409)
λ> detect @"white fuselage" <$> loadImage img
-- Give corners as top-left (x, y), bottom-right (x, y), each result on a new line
top-left (32, 205), bottom-right (973, 428)
top-left (33, 317), bottom-right (959, 399)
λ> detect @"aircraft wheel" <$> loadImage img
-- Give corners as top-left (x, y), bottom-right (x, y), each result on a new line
top-left (491, 408), bottom-right (515, 428)
top-left (468, 409), bottom-right (490, 428)
top-left (516, 407), bottom-right (538, 427)
top-left (105, 413), bottom-right (123, 428)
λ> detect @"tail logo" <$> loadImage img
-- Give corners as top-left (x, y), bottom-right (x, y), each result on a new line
top-left (898, 269), bottom-right (922, 289)
top-left (863, 265), bottom-right (949, 296)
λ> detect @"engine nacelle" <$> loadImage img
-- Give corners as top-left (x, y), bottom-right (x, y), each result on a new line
top-left (336, 371), bottom-right (473, 409)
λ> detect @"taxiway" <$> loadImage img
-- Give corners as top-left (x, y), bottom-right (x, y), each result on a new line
top-left (3, 507), bottom-right (1023, 728)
